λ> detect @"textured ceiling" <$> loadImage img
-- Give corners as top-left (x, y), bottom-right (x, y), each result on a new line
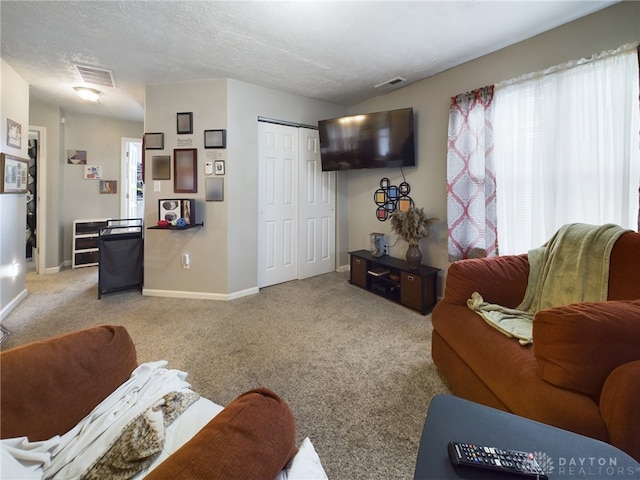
top-left (1, 1), bottom-right (616, 122)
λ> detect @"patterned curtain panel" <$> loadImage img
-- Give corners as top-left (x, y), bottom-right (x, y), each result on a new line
top-left (446, 86), bottom-right (497, 261)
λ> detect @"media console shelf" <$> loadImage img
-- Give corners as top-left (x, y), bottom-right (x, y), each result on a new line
top-left (349, 250), bottom-right (440, 314)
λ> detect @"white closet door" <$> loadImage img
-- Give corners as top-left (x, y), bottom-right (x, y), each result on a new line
top-left (298, 127), bottom-right (336, 279)
top-left (258, 122), bottom-right (299, 287)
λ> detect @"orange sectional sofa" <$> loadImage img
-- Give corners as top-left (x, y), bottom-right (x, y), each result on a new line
top-left (0, 325), bottom-right (300, 479)
top-left (431, 231), bottom-right (640, 461)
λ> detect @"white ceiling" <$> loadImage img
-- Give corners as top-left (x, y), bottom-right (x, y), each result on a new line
top-left (1, 1), bottom-right (617, 122)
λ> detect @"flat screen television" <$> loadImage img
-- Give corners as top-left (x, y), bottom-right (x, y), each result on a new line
top-left (318, 107), bottom-right (415, 171)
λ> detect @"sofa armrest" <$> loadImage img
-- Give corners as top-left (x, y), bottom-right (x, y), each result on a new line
top-left (441, 254), bottom-right (529, 307)
top-left (600, 360), bottom-right (640, 462)
top-left (534, 300), bottom-right (640, 397)
top-left (146, 387), bottom-right (297, 480)
top-left (0, 325), bottom-right (137, 441)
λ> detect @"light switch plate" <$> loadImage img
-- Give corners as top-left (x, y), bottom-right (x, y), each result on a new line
top-left (205, 161), bottom-right (214, 175)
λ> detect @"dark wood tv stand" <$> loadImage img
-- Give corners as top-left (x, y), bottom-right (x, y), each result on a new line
top-left (349, 250), bottom-right (439, 314)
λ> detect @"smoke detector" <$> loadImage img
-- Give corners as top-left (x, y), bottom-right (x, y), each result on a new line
top-left (374, 76), bottom-right (407, 92)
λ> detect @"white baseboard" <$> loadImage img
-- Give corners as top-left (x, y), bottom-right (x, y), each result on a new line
top-left (337, 264), bottom-right (350, 273)
top-left (0, 288), bottom-right (28, 322)
top-left (142, 286), bottom-right (259, 301)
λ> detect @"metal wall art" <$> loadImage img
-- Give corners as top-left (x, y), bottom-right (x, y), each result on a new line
top-left (374, 177), bottom-right (414, 221)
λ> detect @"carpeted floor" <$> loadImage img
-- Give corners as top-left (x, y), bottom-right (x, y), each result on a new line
top-left (1, 267), bottom-right (450, 479)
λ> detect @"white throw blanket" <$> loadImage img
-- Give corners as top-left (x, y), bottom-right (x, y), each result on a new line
top-left (468, 223), bottom-right (629, 345)
top-left (1, 361), bottom-right (195, 480)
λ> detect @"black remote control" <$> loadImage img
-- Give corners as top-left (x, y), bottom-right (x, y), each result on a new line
top-left (448, 442), bottom-right (548, 478)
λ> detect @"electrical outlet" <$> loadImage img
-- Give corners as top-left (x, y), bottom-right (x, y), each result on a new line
top-left (384, 244), bottom-right (389, 256)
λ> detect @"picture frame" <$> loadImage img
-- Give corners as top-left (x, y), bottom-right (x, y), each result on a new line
top-left (100, 180), bottom-right (117, 194)
top-left (159, 199), bottom-right (195, 224)
top-left (204, 129), bottom-right (226, 148)
top-left (205, 177), bottom-right (224, 201)
top-left (84, 165), bottom-right (102, 180)
top-left (396, 197), bottom-right (413, 212)
top-left (174, 148), bottom-right (197, 193)
top-left (1, 152), bottom-right (28, 193)
top-left (159, 199), bottom-right (181, 222)
top-left (151, 155), bottom-right (171, 180)
top-left (67, 149), bottom-right (87, 164)
top-left (177, 112), bottom-right (193, 135)
top-left (145, 132), bottom-right (164, 150)
top-left (214, 160), bottom-right (225, 175)
top-left (6, 118), bottom-right (22, 149)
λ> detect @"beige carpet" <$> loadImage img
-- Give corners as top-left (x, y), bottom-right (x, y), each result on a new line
top-left (1, 267), bottom-right (450, 479)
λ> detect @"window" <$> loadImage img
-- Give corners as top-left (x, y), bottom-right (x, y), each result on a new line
top-left (492, 45), bottom-right (640, 254)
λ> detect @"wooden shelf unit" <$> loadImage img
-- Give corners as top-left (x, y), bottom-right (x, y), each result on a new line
top-left (349, 250), bottom-right (440, 314)
top-left (72, 218), bottom-right (110, 268)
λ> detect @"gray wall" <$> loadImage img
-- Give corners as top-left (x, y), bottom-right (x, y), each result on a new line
top-left (344, 1), bottom-right (640, 295)
top-left (29, 101), bottom-right (63, 271)
top-left (0, 60), bottom-right (29, 320)
top-left (226, 79), bottom-right (345, 293)
top-left (143, 79), bottom-right (229, 296)
top-left (61, 112), bottom-right (143, 264)
top-left (143, 78), bottom-right (345, 297)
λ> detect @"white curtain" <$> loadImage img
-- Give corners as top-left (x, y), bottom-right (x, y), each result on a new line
top-left (493, 44), bottom-right (640, 255)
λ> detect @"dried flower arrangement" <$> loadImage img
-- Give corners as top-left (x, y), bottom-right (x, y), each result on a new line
top-left (390, 207), bottom-right (438, 246)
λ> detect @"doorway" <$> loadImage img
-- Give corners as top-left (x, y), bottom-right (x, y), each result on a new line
top-left (257, 121), bottom-right (336, 288)
top-left (27, 127), bottom-right (47, 275)
top-left (120, 138), bottom-right (143, 220)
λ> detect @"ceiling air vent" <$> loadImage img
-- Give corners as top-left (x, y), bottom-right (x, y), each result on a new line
top-left (75, 65), bottom-right (115, 88)
top-left (374, 76), bottom-right (407, 92)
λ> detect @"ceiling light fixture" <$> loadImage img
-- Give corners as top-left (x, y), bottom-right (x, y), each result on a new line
top-left (74, 86), bottom-right (102, 102)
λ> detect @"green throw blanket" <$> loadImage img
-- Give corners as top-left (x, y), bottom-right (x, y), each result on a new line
top-left (467, 223), bottom-right (629, 345)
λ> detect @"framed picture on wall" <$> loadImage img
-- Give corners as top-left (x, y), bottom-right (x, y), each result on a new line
top-left (204, 129), bottom-right (226, 148)
top-left (174, 148), bottom-right (197, 193)
top-left (67, 149), bottom-right (87, 164)
top-left (6, 118), bottom-right (22, 149)
top-left (145, 132), bottom-right (164, 150)
top-left (84, 165), bottom-right (102, 179)
top-left (1, 152), bottom-right (28, 193)
top-left (177, 112), bottom-right (193, 135)
top-left (151, 155), bottom-right (171, 180)
top-left (100, 180), bottom-right (117, 194)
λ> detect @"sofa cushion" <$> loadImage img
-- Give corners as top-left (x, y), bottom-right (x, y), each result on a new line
top-left (145, 387), bottom-right (297, 480)
top-left (534, 300), bottom-right (640, 397)
top-left (607, 231), bottom-right (640, 300)
top-left (0, 325), bottom-right (137, 441)
top-left (432, 303), bottom-right (608, 441)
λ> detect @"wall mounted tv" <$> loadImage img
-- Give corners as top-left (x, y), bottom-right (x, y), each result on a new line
top-left (318, 107), bottom-right (415, 171)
